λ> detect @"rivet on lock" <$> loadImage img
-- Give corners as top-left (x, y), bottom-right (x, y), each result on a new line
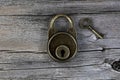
top-left (48, 14), bottom-right (77, 61)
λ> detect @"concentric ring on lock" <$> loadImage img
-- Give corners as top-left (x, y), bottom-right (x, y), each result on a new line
top-left (55, 45), bottom-right (70, 60)
top-left (48, 32), bottom-right (77, 61)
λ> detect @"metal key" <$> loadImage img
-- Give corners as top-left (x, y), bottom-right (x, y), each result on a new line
top-left (79, 18), bottom-right (103, 39)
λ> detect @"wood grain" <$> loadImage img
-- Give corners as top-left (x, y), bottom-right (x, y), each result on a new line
top-left (0, 14), bottom-right (120, 51)
top-left (0, 49), bottom-right (119, 79)
top-left (0, 0), bottom-right (120, 80)
top-left (0, 1), bottom-right (120, 15)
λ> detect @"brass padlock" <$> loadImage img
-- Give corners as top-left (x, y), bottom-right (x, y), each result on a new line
top-left (48, 14), bottom-right (77, 61)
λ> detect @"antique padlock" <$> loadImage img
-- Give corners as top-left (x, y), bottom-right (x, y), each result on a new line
top-left (48, 14), bottom-right (77, 61)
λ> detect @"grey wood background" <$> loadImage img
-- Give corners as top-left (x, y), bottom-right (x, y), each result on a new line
top-left (0, 0), bottom-right (120, 80)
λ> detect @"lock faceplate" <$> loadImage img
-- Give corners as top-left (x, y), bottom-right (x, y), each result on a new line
top-left (48, 14), bottom-right (77, 61)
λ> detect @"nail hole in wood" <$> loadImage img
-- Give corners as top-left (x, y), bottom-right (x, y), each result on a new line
top-left (111, 61), bottom-right (120, 72)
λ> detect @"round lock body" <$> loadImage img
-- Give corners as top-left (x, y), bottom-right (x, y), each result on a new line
top-left (48, 32), bottom-right (77, 61)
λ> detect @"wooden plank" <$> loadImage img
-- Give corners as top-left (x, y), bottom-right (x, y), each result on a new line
top-left (0, 67), bottom-right (119, 80)
top-left (0, 49), bottom-right (119, 79)
top-left (0, 14), bottom-right (120, 51)
top-left (0, 1), bottom-right (120, 80)
top-left (0, 1), bottom-right (120, 15)
top-left (0, 49), bottom-right (120, 69)
top-left (0, 51), bottom-right (103, 68)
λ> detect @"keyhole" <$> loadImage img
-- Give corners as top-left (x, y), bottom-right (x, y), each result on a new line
top-left (61, 50), bottom-right (65, 57)
top-left (55, 45), bottom-right (70, 60)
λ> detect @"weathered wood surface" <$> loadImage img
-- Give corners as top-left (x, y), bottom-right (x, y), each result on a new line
top-left (0, 0), bottom-right (120, 15)
top-left (0, 0), bottom-right (120, 80)
top-left (1, 14), bottom-right (120, 52)
top-left (0, 49), bottom-right (120, 80)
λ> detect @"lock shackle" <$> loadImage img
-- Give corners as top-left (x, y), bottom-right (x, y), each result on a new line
top-left (49, 14), bottom-right (74, 31)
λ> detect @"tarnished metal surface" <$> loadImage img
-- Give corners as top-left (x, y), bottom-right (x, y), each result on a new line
top-left (48, 14), bottom-right (77, 61)
top-left (80, 18), bottom-right (103, 39)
